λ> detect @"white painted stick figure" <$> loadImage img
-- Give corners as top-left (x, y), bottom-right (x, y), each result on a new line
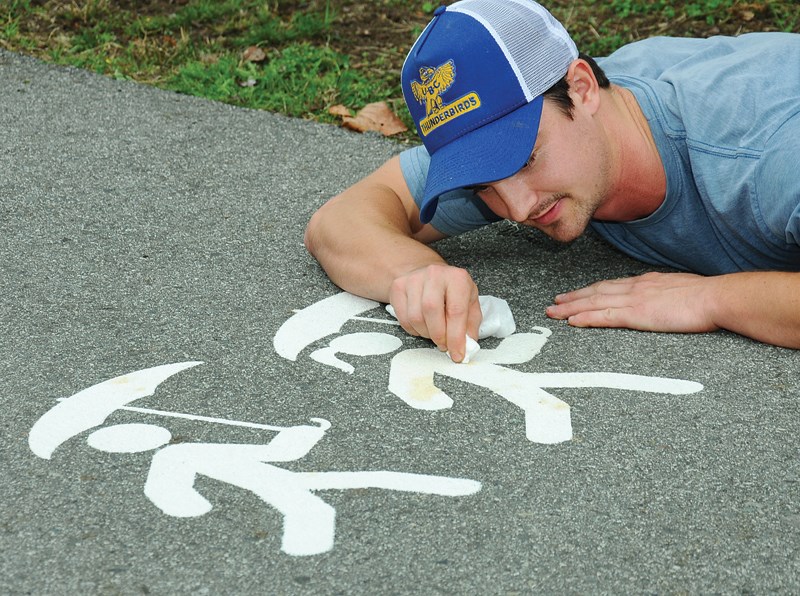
top-left (31, 363), bottom-right (481, 557)
top-left (388, 327), bottom-right (704, 444)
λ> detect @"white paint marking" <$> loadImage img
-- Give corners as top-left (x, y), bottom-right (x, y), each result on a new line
top-left (118, 405), bottom-right (291, 432)
top-left (349, 316), bottom-right (401, 326)
top-left (87, 423), bottom-right (172, 453)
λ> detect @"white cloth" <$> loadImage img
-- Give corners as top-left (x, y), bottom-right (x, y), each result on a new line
top-left (457, 336), bottom-right (481, 364)
top-left (474, 296), bottom-right (516, 339)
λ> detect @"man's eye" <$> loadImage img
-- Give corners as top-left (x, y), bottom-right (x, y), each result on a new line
top-left (465, 184), bottom-right (489, 193)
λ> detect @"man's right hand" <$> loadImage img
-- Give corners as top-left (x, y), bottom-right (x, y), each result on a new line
top-left (389, 263), bottom-right (483, 362)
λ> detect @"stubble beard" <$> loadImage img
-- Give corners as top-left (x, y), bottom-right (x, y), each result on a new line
top-left (534, 191), bottom-right (603, 244)
top-left (545, 158), bottom-right (613, 243)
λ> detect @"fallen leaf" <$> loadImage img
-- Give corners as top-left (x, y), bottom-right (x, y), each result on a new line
top-left (740, 9), bottom-right (755, 20)
top-left (328, 104), bottom-right (351, 117)
top-left (242, 46), bottom-right (266, 62)
top-left (340, 102), bottom-right (407, 136)
top-left (238, 78), bottom-right (257, 87)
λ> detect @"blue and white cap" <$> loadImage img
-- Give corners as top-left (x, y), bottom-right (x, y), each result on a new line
top-left (401, 0), bottom-right (578, 224)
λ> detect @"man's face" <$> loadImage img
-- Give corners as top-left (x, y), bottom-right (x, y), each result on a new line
top-left (473, 99), bottom-right (613, 243)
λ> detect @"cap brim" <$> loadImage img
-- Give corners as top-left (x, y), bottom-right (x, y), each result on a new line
top-left (419, 95), bottom-right (544, 224)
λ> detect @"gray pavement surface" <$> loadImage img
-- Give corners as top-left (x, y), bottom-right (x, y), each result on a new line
top-left (1, 48), bottom-right (799, 594)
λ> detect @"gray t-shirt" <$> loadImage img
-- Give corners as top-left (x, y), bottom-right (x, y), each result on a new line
top-left (399, 33), bottom-right (800, 275)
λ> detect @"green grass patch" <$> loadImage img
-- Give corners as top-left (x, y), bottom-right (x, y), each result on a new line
top-left (167, 43), bottom-right (398, 121)
top-left (1, 0), bottom-right (798, 132)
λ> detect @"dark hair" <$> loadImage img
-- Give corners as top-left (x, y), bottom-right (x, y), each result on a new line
top-left (542, 53), bottom-right (610, 119)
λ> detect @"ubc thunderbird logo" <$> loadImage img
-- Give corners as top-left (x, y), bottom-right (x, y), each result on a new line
top-left (409, 59), bottom-right (481, 137)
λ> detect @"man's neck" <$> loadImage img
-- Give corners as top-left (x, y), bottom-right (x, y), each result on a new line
top-left (594, 85), bottom-right (667, 222)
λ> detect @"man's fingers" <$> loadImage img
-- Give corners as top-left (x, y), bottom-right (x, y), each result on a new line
top-left (554, 277), bottom-right (637, 304)
top-left (549, 294), bottom-right (648, 330)
top-left (390, 275), bottom-right (425, 338)
top-left (422, 281), bottom-right (448, 351)
top-left (547, 293), bottom-right (631, 320)
top-left (466, 298), bottom-right (483, 345)
top-left (565, 306), bottom-right (638, 329)
top-left (388, 264), bottom-right (479, 359)
top-left (443, 277), bottom-right (480, 362)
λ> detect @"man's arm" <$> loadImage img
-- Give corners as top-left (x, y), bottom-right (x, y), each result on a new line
top-left (304, 155), bottom-right (482, 361)
top-left (546, 270), bottom-right (800, 349)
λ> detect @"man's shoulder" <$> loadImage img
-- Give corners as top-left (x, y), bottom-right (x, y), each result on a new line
top-left (598, 32), bottom-right (800, 80)
top-left (601, 32), bottom-right (800, 151)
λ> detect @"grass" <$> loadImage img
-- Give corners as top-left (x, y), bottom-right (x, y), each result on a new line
top-left (167, 43), bottom-right (394, 118)
top-left (1, 0), bottom-right (413, 127)
top-left (1, 0), bottom-right (798, 136)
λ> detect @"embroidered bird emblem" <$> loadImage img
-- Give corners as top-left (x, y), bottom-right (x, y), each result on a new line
top-left (410, 60), bottom-right (456, 116)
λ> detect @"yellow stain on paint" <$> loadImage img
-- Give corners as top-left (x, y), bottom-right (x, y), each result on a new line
top-left (409, 377), bottom-right (440, 402)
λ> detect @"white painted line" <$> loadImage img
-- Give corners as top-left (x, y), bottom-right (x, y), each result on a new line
top-left (118, 406), bottom-right (289, 432)
top-left (349, 316), bottom-right (401, 326)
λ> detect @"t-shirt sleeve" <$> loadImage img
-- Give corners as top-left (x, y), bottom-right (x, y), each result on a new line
top-left (398, 145), bottom-right (501, 236)
top-left (755, 112), bottom-right (800, 247)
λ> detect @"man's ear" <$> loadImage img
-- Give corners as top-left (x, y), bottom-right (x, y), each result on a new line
top-left (567, 59), bottom-right (601, 116)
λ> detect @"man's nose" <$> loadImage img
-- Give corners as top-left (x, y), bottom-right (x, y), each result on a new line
top-left (493, 179), bottom-right (538, 223)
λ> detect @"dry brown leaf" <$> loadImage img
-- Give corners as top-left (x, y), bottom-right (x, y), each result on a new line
top-left (740, 9), bottom-right (755, 21)
top-left (242, 46), bottom-right (266, 63)
top-left (341, 102), bottom-right (407, 136)
top-left (328, 104), bottom-right (351, 117)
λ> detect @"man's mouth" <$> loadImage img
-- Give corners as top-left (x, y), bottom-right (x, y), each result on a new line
top-left (530, 196), bottom-right (566, 225)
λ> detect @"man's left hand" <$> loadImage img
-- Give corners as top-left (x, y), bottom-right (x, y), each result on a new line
top-left (546, 271), bottom-right (720, 334)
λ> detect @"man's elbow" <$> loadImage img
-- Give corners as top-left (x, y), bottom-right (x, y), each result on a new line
top-left (304, 195), bottom-right (342, 259)
top-left (303, 206), bottom-right (324, 258)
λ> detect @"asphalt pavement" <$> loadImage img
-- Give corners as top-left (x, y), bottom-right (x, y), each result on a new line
top-left (1, 48), bottom-right (799, 595)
